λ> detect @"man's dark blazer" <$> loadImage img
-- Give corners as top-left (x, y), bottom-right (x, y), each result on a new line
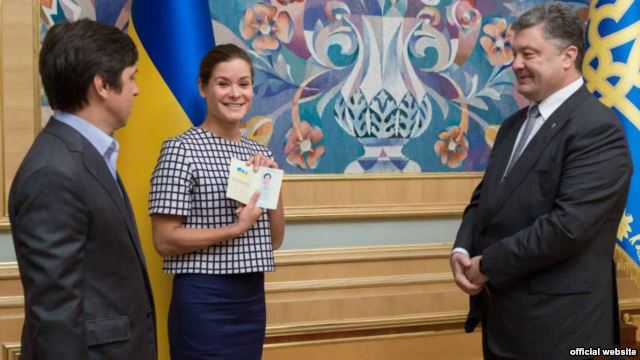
top-left (9, 118), bottom-right (157, 359)
top-left (454, 85), bottom-right (632, 358)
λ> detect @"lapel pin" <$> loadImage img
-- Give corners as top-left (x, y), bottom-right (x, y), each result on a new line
top-left (551, 122), bottom-right (557, 128)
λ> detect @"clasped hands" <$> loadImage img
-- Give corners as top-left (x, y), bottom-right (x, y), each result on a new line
top-left (450, 253), bottom-right (488, 296)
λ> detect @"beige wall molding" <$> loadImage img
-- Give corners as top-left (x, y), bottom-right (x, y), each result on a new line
top-left (1, 342), bottom-right (20, 360)
top-left (0, 263), bottom-right (18, 280)
top-left (266, 311), bottom-right (468, 338)
top-left (0, 295), bottom-right (21, 309)
top-left (266, 328), bottom-right (471, 349)
top-left (274, 244), bottom-right (452, 265)
top-left (266, 273), bottom-right (451, 293)
top-left (283, 173), bottom-right (481, 221)
top-left (283, 203), bottom-right (470, 221)
top-left (619, 297), bottom-right (640, 311)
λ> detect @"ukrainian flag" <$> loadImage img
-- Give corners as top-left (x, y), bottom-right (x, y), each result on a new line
top-left (584, 0), bottom-right (640, 284)
top-left (115, 1), bottom-right (215, 358)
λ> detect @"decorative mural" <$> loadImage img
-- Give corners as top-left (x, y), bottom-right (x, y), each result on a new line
top-left (39, 0), bottom-right (133, 122)
top-left (39, 0), bottom-right (592, 174)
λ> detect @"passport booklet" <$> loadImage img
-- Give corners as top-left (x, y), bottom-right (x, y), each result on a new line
top-left (226, 157), bottom-right (283, 210)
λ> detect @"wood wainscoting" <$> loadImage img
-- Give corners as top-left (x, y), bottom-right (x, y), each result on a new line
top-left (0, 263), bottom-right (23, 360)
top-left (262, 244), bottom-right (640, 359)
top-left (1, 244), bottom-right (640, 360)
top-left (264, 244), bottom-right (482, 359)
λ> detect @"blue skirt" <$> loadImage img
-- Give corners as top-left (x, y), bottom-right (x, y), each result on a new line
top-left (168, 273), bottom-right (266, 360)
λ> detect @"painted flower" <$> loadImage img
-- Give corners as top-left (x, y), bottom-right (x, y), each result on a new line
top-left (434, 126), bottom-right (468, 168)
top-left (618, 212), bottom-right (634, 241)
top-left (240, 3), bottom-right (293, 53)
top-left (284, 121), bottom-right (325, 169)
top-left (480, 18), bottom-right (513, 66)
top-left (450, 0), bottom-right (481, 31)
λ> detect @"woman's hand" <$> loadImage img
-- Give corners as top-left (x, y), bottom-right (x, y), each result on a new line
top-left (235, 191), bottom-right (263, 234)
top-left (247, 153), bottom-right (279, 171)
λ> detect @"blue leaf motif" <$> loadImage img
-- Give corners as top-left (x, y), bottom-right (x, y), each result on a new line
top-left (369, 90), bottom-right (397, 138)
top-left (398, 93), bottom-right (419, 138)
top-left (333, 96), bottom-right (355, 137)
top-left (347, 89), bottom-right (369, 137)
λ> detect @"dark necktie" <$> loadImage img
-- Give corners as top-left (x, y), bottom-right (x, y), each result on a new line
top-left (503, 104), bottom-right (540, 178)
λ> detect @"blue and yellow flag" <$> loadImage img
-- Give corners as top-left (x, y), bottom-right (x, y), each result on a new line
top-left (584, 0), bottom-right (640, 284)
top-left (115, 1), bottom-right (214, 358)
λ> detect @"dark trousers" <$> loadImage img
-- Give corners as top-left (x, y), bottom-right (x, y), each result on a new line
top-left (481, 315), bottom-right (516, 360)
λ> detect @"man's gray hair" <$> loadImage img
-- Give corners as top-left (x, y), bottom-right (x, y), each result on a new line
top-left (511, 2), bottom-right (585, 71)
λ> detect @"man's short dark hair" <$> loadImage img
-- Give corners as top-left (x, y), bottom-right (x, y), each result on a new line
top-left (39, 19), bottom-right (138, 113)
top-left (511, 2), bottom-right (585, 71)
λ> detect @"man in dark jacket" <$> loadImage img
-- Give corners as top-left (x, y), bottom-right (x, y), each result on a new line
top-left (451, 3), bottom-right (632, 358)
top-left (9, 19), bottom-right (157, 359)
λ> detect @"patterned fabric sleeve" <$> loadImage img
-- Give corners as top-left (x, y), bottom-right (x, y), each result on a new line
top-left (148, 138), bottom-right (194, 216)
top-left (258, 144), bottom-right (273, 160)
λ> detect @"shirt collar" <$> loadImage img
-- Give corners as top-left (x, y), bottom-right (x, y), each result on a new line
top-left (536, 77), bottom-right (584, 121)
top-left (53, 111), bottom-right (119, 158)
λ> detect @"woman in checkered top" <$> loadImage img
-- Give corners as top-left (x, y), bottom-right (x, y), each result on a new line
top-left (148, 44), bottom-right (284, 359)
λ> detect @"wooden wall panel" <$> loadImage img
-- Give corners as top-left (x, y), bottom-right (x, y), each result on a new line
top-left (0, 0), bottom-right (39, 229)
top-left (0, 244), bottom-right (640, 359)
top-left (264, 330), bottom-right (483, 360)
top-left (261, 244), bottom-right (640, 358)
top-left (0, 264), bottom-right (23, 360)
top-left (265, 245), bottom-right (468, 329)
top-left (283, 174), bottom-right (481, 221)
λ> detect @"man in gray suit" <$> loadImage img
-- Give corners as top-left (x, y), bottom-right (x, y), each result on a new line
top-left (450, 3), bottom-right (632, 359)
top-left (9, 19), bottom-right (156, 359)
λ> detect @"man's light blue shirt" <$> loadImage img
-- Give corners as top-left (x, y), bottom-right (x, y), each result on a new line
top-left (54, 111), bottom-right (119, 180)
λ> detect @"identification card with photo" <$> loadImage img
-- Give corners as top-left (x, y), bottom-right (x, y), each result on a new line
top-left (226, 157), bottom-right (283, 210)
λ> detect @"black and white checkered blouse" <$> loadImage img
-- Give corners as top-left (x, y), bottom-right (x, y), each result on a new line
top-left (149, 127), bottom-right (275, 274)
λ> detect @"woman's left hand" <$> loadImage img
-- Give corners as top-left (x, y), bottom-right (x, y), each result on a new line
top-left (247, 153), bottom-right (279, 172)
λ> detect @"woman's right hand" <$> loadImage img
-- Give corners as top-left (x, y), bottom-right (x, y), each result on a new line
top-left (234, 191), bottom-right (263, 234)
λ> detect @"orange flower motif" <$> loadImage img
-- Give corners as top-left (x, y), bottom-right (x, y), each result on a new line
top-left (484, 125), bottom-right (500, 148)
top-left (240, 3), bottom-right (293, 53)
top-left (434, 126), bottom-right (468, 168)
top-left (480, 18), bottom-right (513, 66)
top-left (241, 115), bottom-right (274, 146)
top-left (284, 121), bottom-right (325, 169)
